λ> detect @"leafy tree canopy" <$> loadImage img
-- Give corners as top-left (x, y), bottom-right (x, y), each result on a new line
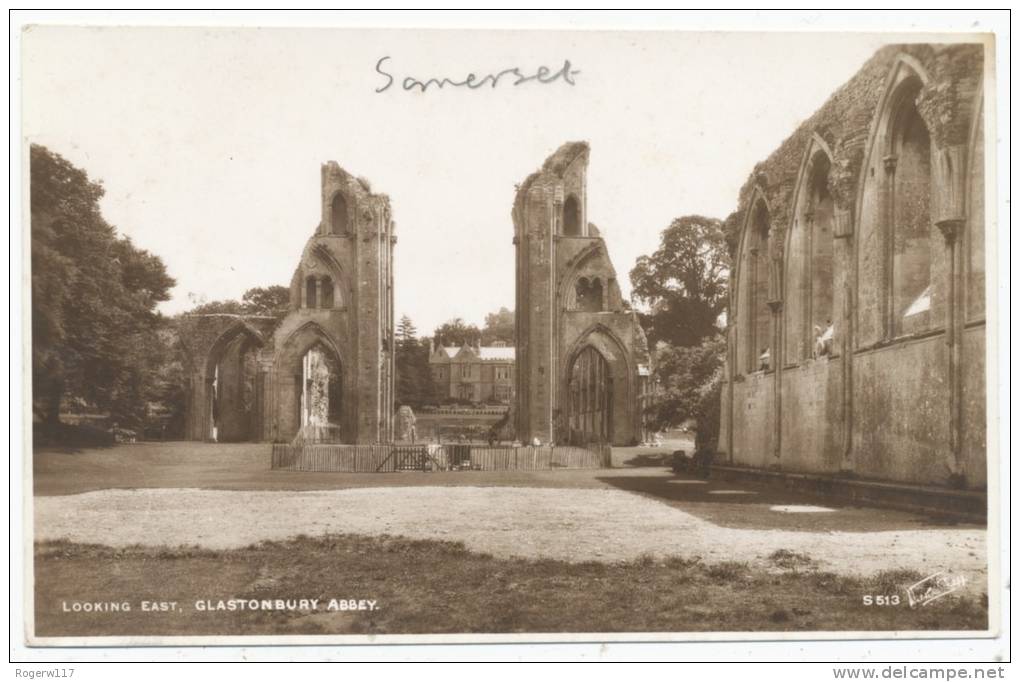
top-left (394, 314), bottom-right (436, 408)
top-left (186, 285), bottom-right (290, 318)
top-left (630, 215), bottom-right (730, 348)
top-left (481, 307), bottom-right (514, 344)
top-left (646, 335), bottom-right (725, 451)
top-left (31, 144), bottom-right (175, 429)
top-left (433, 318), bottom-right (482, 348)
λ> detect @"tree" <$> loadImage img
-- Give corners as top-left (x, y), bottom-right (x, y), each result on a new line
top-left (396, 315), bottom-right (418, 347)
top-left (31, 144), bottom-right (175, 431)
top-left (481, 306), bottom-right (514, 344)
top-left (631, 215), bottom-right (730, 452)
top-left (433, 318), bottom-right (481, 347)
top-left (395, 315), bottom-right (435, 408)
top-left (646, 335), bottom-right (725, 452)
top-left (186, 285), bottom-right (290, 319)
top-left (629, 215), bottom-right (730, 348)
top-left (241, 285), bottom-right (290, 317)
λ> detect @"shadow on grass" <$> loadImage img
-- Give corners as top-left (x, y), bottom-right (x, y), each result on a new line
top-left (620, 453), bottom-right (673, 467)
top-left (593, 473), bottom-right (963, 533)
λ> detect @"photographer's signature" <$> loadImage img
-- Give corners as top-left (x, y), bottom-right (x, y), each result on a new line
top-left (906, 571), bottom-right (968, 608)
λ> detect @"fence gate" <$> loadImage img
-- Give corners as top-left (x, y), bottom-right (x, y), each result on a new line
top-left (392, 445), bottom-right (430, 471)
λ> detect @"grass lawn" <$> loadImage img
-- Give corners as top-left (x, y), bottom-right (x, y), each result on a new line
top-left (34, 534), bottom-right (987, 637)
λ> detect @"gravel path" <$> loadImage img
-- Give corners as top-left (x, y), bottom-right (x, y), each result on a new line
top-left (34, 486), bottom-right (987, 588)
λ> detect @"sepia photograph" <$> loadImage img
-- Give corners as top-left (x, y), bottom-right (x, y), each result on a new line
top-left (11, 10), bottom-right (1008, 665)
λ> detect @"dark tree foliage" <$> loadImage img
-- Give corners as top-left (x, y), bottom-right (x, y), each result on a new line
top-left (240, 286), bottom-right (291, 317)
top-left (432, 318), bottom-right (482, 347)
top-left (631, 216), bottom-right (729, 451)
top-left (629, 215), bottom-right (730, 348)
top-left (647, 335), bottom-right (725, 452)
top-left (395, 315), bottom-right (435, 409)
top-left (481, 306), bottom-right (514, 344)
top-left (31, 144), bottom-right (175, 430)
top-left (187, 285), bottom-right (290, 319)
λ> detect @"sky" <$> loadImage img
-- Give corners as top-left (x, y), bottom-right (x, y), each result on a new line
top-left (21, 26), bottom-right (891, 334)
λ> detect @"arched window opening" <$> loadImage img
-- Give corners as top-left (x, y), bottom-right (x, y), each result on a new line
top-left (305, 277), bottom-right (318, 309)
top-left (563, 195), bottom-right (580, 236)
top-left (567, 346), bottom-right (612, 445)
top-left (320, 276), bottom-right (334, 309)
top-left (889, 83), bottom-right (932, 335)
top-left (574, 276), bottom-right (604, 312)
top-left (330, 193), bottom-right (349, 235)
top-left (808, 157), bottom-right (835, 357)
top-left (745, 199), bottom-right (772, 372)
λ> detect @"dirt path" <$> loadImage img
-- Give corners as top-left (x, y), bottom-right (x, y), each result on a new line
top-left (34, 486), bottom-right (987, 592)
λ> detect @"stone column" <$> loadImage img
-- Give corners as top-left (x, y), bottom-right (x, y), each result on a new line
top-left (767, 230), bottom-right (784, 468)
top-left (833, 207), bottom-right (854, 473)
top-left (881, 154), bottom-right (898, 338)
top-left (748, 246), bottom-right (759, 374)
top-left (933, 144), bottom-right (967, 484)
top-left (803, 210), bottom-right (815, 357)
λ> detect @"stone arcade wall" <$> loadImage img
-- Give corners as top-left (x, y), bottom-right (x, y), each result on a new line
top-left (513, 142), bottom-right (651, 447)
top-left (720, 44), bottom-right (988, 490)
top-left (181, 162), bottom-right (395, 444)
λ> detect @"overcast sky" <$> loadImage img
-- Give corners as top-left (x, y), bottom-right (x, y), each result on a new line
top-left (22, 27), bottom-right (891, 334)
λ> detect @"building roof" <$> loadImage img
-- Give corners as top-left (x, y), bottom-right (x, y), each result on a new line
top-left (431, 344), bottom-right (516, 363)
top-left (477, 346), bottom-right (515, 361)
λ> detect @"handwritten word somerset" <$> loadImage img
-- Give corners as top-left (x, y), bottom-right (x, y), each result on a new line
top-left (374, 56), bottom-right (580, 93)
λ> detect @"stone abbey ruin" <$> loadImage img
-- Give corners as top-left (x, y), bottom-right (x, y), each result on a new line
top-left (180, 43), bottom-right (988, 492)
top-left (720, 44), bottom-right (987, 490)
top-left (180, 162), bottom-right (396, 445)
top-left (180, 143), bottom-right (649, 450)
top-left (512, 142), bottom-right (650, 447)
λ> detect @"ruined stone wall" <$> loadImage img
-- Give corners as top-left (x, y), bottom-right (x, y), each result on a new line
top-left (720, 43), bottom-right (988, 490)
top-left (514, 142), bottom-right (650, 446)
top-left (177, 314), bottom-right (277, 442)
top-left (180, 161), bottom-right (395, 445)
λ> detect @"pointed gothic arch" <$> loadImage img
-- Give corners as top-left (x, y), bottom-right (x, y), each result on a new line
top-left (785, 136), bottom-right (836, 362)
top-left (204, 321), bottom-right (265, 442)
top-left (561, 323), bottom-right (637, 446)
top-left (734, 190), bottom-right (773, 373)
top-left (274, 321), bottom-right (348, 442)
top-left (854, 55), bottom-right (936, 344)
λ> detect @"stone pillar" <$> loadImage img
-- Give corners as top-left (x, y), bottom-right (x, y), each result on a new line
top-left (933, 144), bottom-right (968, 484)
top-left (803, 210), bottom-right (815, 356)
top-left (833, 207), bottom-right (854, 473)
top-left (748, 246), bottom-right (759, 374)
top-left (767, 229), bottom-right (784, 468)
top-left (881, 154), bottom-right (898, 338)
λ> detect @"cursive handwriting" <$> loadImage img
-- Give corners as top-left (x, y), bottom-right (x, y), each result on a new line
top-left (374, 56), bottom-right (580, 93)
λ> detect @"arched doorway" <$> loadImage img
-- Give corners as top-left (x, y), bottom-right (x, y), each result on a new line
top-left (567, 345), bottom-right (613, 445)
top-left (207, 330), bottom-right (262, 442)
top-left (295, 342), bottom-right (343, 443)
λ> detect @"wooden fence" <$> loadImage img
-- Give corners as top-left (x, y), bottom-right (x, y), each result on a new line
top-left (270, 443), bottom-right (611, 473)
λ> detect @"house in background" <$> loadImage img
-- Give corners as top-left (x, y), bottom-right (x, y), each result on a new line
top-left (429, 341), bottom-right (515, 404)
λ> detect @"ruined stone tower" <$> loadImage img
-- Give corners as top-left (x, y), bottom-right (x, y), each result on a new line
top-left (513, 142), bottom-right (650, 447)
top-left (181, 161), bottom-right (395, 444)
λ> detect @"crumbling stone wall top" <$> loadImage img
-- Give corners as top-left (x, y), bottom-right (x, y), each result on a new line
top-left (724, 43), bottom-right (983, 254)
